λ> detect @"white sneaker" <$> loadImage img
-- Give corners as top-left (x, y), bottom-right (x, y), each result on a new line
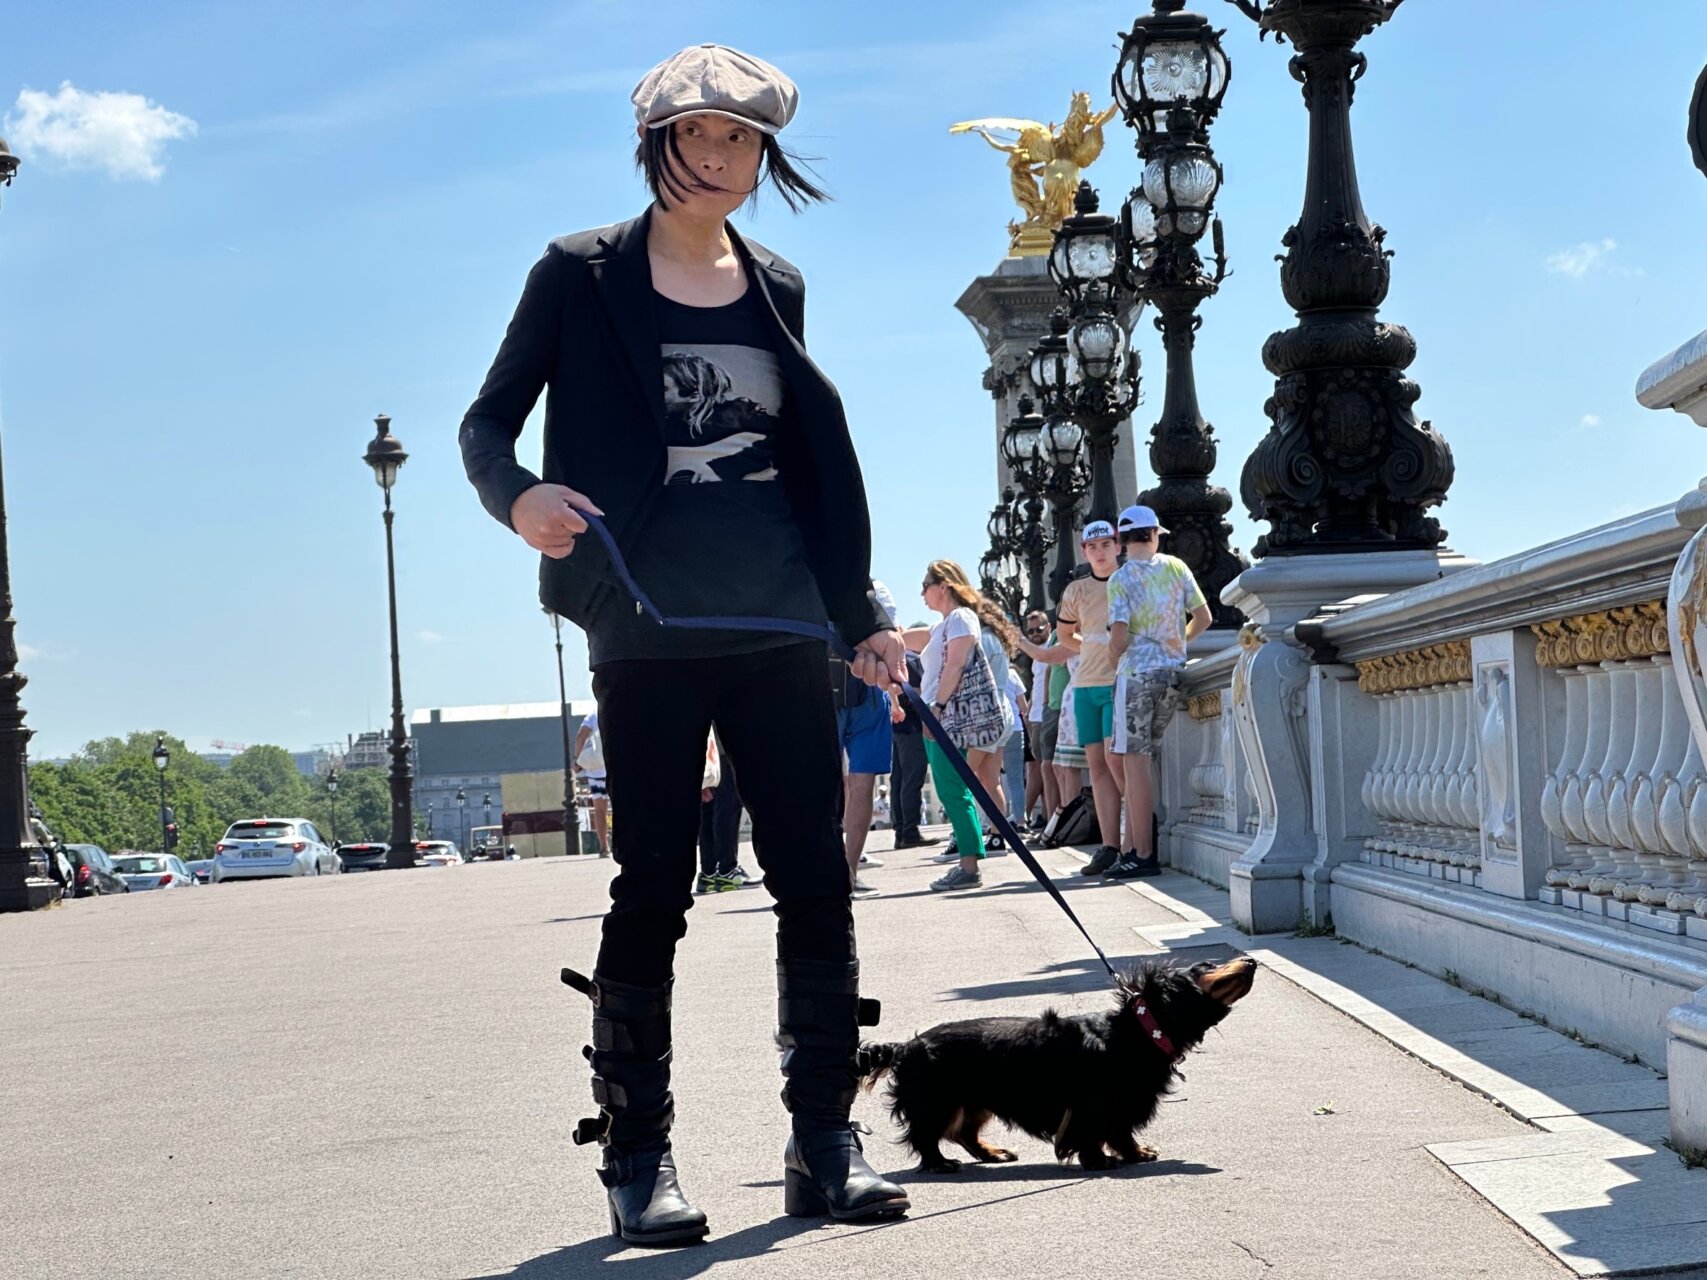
top-left (851, 875), bottom-right (881, 899)
top-left (858, 852), bottom-right (884, 868)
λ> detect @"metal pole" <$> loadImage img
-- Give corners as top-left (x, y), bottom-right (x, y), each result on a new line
top-left (381, 486), bottom-right (415, 866)
top-left (552, 613), bottom-right (580, 857)
top-left (0, 141), bottom-right (53, 914)
top-left (1081, 412), bottom-right (1119, 527)
top-left (158, 768), bottom-right (169, 857)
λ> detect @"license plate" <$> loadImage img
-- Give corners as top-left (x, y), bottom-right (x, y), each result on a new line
top-left (241, 849), bottom-right (273, 859)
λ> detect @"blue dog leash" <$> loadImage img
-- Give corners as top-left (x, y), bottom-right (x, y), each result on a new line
top-left (579, 511), bottom-right (1119, 981)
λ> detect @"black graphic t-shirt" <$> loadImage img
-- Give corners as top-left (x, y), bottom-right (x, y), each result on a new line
top-left (586, 283), bottom-right (827, 664)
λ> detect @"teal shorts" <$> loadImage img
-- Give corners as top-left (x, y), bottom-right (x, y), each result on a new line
top-left (1072, 684), bottom-right (1116, 748)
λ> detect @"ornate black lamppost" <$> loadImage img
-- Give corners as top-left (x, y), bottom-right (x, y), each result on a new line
top-left (979, 493), bottom-right (1025, 621)
top-left (455, 787), bottom-right (467, 854)
top-left (0, 142), bottom-right (53, 914)
top-left (152, 736), bottom-right (171, 856)
top-left (326, 770), bottom-right (339, 844)
top-left (1001, 396), bottom-right (1052, 615)
top-left (1039, 413), bottom-right (1090, 604)
top-left (1225, 0), bottom-right (1454, 554)
top-left (424, 800), bottom-right (433, 840)
top-left (362, 414), bottom-right (417, 867)
top-left (1113, 1), bottom-right (1249, 625)
top-left (1044, 190), bottom-right (1142, 525)
top-left (548, 610), bottom-right (582, 857)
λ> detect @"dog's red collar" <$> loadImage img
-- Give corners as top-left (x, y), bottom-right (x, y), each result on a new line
top-left (1130, 997), bottom-right (1180, 1061)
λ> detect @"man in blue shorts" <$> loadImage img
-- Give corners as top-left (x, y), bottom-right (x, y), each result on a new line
top-left (836, 582), bottom-right (899, 898)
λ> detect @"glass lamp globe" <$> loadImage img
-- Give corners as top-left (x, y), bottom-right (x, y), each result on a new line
top-left (1069, 316), bottom-right (1126, 384)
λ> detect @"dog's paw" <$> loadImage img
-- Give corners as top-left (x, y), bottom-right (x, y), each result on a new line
top-left (920, 1158), bottom-right (963, 1174)
top-left (1132, 1145), bottom-right (1159, 1164)
top-left (981, 1146), bottom-right (1018, 1163)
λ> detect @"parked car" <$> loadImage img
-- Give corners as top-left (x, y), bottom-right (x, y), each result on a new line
top-left (414, 840), bottom-right (463, 867)
top-left (61, 843), bottom-right (131, 897)
top-left (209, 818), bottom-right (342, 882)
top-left (113, 853), bottom-right (197, 891)
top-left (185, 859), bottom-right (213, 884)
top-left (337, 842), bottom-right (390, 872)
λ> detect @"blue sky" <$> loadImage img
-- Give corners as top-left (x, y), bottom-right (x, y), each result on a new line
top-left (7, 0), bottom-right (1707, 759)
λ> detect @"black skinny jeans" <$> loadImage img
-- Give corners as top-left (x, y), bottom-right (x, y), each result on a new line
top-left (697, 751), bottom-right (741, 876)
top-left (592, 642), bottom-right (855, 987)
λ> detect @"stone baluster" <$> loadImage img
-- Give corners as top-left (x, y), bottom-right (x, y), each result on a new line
top-left (1362, 694), bottom-right (1389, 825)
top-left (1542, 667), bottom-right (1591, 887)
top-left (1637, 655), bottom-right (1693, 907)
top-left (1400, 689), bottom-right (1437, 860)
top-left (1587, 663), bottom-right (1643, 898)
top-left (1566, 666), bottom-right (1618, 891)
top-left (1419, 687), bottom-right (1453, 860)
top-left (1617, 657), bottom-right (1678, 905)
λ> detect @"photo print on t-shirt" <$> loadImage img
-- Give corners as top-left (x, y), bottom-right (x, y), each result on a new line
top-left (661, 343), bottom-right (784, 485)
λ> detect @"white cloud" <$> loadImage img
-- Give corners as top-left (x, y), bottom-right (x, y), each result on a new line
top-left (17, 643), bottom-right (42, 661)
top-left (416, 629), bottom-right (445, 644)
top-left (1580, 414), bottom-right (1601, 428)
top-left (1545, 239), bottom-right (1617, 279)
top-left (6, 82), bottom-right (196, 181)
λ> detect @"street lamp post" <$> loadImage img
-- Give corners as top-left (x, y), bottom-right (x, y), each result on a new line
top-left (548, 610), bottom-right (582, 857)
top-left (152, 736), bottom-right (170, 857)
top-left (455, 787), bottom-right (467, 855)
top-left (0, 141), bottom-right (53, 915)
top-left (1047, 186), bottom-right (1141, 526)
top-left (424, 800), bottom-right (433, 840)
top-left (482, 791), bottom-right (492, 840)
top-left (363, 415), bottom-right (417, 868)
top-left (1226, 0), bottom-right (1455, 554)
top-left (1040, 413), bottom-right (1090, 605)
top-left (1113, 1), bottom-right (1249, 624)
top-left (326, 770), bottom-right (339, 844)
top-left (1001, 395), bottom-right (1053, 615)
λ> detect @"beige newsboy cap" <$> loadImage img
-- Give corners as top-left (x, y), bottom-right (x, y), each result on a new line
top-left (631, 43), bottom-right (798, 136)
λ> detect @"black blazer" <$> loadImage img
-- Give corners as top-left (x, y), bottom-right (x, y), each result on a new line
top-left (459, 206), bottom-right (890, 649)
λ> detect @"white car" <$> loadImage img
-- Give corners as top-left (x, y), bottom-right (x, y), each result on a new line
top-left (210, 818), bottom-right (342, 882)
top-left (112, 852), bottom-right (197, 891)
top-left (415, 840), bottom-right (464, 867)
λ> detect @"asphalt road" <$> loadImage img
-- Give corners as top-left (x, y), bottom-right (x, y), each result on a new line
top-left (1, 835), bottom-right (1576, 1280)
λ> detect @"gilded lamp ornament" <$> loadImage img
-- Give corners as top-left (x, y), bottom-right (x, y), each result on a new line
top-left (952, 93), bottom-right (1121, 257)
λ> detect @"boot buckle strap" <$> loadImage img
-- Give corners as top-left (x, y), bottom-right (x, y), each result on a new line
top-left (561, 968), bottom-right (599, 1003)
top-left (858, 998), bottom-right (881, 1027)
top-left (572, 1114), bottom-right (609, 1146)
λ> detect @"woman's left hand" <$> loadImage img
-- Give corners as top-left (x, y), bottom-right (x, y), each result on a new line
top-left (851, 629), bottom-right (907, 693)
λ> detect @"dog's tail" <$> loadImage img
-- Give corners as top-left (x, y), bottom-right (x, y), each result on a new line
top-left (856, 1040), bottom-right (902, 1091)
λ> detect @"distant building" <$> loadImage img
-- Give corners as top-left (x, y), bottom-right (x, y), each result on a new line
top-left (197, 752), bottom-right (236, 770)
top-left (409, 701), bottom-right (594, 846)
top-left (342, 731), bottom-right (390, 771)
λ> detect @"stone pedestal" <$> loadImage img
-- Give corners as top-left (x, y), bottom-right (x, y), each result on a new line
top-left (1222, 549), bottom-right (1476, 934)
top-left (957, 257), bottom-right (1139, 506)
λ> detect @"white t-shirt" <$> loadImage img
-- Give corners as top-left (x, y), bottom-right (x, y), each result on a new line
top-left (579, 710), bottom-right (606, 780)
top-left (1004, 668), bottom-right (1027, 735)
top-left (922, 607), bottom-right (979, 704)
top-left (1028, 657), bottom-right (1048, 724)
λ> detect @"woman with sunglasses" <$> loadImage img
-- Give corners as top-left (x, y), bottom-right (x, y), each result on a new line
top-left (459, 44), bottom-right (909, 1245)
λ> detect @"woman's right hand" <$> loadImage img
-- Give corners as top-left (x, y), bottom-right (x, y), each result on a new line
top-left (511, 483), bottom-right (604, 559)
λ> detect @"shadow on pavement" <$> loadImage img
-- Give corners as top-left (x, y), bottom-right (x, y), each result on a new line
top-left (465, 1215), bottom-right (821, 1279)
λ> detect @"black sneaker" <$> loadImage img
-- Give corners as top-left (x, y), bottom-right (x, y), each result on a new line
top-left (1105, 851), bottom-right (1161, 879)
top-left (1080, 846), bottom-right (1120, 876)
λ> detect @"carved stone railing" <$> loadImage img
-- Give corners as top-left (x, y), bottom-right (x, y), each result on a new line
top-left (1156, 639), bottom-right (1250, 885)
top-left (1534, 602), bottom-right (1707, 924)
top-left (1356, 641), bottom-right (1481, 880)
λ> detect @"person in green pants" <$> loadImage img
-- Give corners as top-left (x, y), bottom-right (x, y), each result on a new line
top-left (905, 561), bottom-right (996, 892)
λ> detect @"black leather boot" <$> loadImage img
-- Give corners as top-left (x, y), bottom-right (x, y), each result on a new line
top-left (777, 958), bottom-right (910, 1221)
top-left (562, 968), bottom-right (708, 1247)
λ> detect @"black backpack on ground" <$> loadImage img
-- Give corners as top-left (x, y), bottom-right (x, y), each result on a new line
top-left (1042, 786), bottom-right (1100, 848)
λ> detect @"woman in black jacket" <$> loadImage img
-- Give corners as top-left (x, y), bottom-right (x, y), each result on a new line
top-left (459, 44), bottom-right (910, 1245)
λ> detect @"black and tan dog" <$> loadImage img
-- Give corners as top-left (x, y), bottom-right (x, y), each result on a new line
top-left (858, 957), bottom-right (1257, 1171)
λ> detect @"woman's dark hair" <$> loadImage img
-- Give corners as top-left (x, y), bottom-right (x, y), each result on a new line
top-left (1120, 527), bottom-right (1156, 547)
top-left (635, 125), bottom-right (829, 213)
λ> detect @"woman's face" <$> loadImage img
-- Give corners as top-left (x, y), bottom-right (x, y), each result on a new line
top-left (921, 578), bottom-right (947, 615)
top-left (661, 114), bottom-right (763, 217)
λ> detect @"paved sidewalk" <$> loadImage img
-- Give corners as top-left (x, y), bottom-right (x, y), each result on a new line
top-left (0, 830), bottom-right (1638, 1279)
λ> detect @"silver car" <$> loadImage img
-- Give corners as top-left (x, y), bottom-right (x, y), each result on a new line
top-left (113, 853), bottom-right (197, 891)
top-left (209, 818), bottom-right (342, 882)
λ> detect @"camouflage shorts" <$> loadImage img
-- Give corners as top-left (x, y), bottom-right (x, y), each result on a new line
top-left (1115, 668), bottom-right (1184, 756)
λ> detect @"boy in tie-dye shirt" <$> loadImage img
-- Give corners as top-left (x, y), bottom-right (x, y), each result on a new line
top-left (1103, 505), bottom-right (1212, 879)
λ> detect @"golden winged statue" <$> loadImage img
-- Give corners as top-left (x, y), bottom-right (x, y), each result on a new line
top-left (951, 92), bottom-right (1121, 256)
